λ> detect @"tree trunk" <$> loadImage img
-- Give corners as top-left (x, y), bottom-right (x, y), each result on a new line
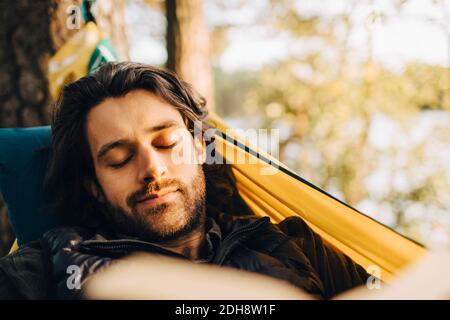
top-left (0, 0), bottom-right (128, 256)
top-left (166, 0), bottom-right (215, 110)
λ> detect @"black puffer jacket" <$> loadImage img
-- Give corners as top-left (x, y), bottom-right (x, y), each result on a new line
top-left (1, 213), bottom-right (370, 299)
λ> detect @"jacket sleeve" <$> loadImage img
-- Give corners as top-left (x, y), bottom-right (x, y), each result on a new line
top-left (0, 266), bottom-right (23, 299)
top-left (0, 241), bottom-right (49, 299)
top-left (41, 227), bottom-right (114, 299)
top-left (278, 216), bottom-right (371, 299)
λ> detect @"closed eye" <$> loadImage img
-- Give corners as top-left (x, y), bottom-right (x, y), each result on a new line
top-left (109, 140), bottom-right (179, 168)
top-left (155, 140), bottom-right (179, 150)
top-left (110, 155), bottom-right (133, 169)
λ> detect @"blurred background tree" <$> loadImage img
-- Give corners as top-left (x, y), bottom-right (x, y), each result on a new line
top-left (166, 0), bottom-right (215, 109)
top-left (204, 0), bottom-right (450, 248)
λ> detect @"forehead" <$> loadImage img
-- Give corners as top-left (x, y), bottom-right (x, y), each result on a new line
top-left (86, 89), bottom-right (185, 151)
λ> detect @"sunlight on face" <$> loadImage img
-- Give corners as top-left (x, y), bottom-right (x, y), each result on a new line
top-left (85, 89), bottom-right (206, 241)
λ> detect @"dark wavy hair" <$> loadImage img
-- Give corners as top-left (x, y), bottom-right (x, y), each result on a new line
top-left (44, 62), bottom-right (252, 226)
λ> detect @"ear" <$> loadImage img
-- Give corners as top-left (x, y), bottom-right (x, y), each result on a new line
top-left (83, 178), bottom-right (106, 203)
top-left (193, 135), bottom-right (206, 165)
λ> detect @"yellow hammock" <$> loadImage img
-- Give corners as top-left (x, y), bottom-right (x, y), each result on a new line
top-left (207, 114), bottom-right (426, 282)
top-left (9, 21), bottom-right (427, 282)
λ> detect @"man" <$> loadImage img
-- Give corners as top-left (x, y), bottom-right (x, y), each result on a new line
top-left (0, 62), bottom-right (370, 299)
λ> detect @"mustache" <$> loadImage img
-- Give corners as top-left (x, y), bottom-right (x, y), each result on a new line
top-left (127, 179), bottom-right (184, 208)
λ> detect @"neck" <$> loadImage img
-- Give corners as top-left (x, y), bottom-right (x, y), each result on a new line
top-left (159, 226), bottom-right (207, 260)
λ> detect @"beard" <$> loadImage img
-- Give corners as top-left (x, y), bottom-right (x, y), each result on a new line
top-left (100, 165), bottom-right (206, 243)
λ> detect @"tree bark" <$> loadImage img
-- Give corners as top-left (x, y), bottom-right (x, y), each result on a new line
top-left (0, 0), bottom-right (128, 256)
top-left (166, 0), bottom-right (215, 110)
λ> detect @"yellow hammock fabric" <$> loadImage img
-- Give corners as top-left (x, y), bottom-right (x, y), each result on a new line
top-left (48, 22), bottom-right (102, 99)
top-left (9, 20), bottom-right (427, 283)
top-left (207, 113), bottom-right (426, 282)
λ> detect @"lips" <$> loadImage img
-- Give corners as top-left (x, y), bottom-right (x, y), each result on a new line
top-left (137, 188), bottom-right (178, 204)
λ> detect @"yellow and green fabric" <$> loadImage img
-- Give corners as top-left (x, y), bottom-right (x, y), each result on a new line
top-left (48, 21), bottom-right (118, 100)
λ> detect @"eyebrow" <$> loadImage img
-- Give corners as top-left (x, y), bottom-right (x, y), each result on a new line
top-left (96, 120), bottom-right (182, 161)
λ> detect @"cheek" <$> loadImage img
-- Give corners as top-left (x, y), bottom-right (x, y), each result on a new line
top-left (167, 161), bottom-right (200, 185)
top-left (96, 169), bottom-right (133, 207)
top-left (165, 139), bottom-right (199, 180)
top-left (168, 132), bottom-right (202, 166)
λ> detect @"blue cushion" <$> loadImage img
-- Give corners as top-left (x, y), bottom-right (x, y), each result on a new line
top-left (0, 126), bottom-right (62, 245)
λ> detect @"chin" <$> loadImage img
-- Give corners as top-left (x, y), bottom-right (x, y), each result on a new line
top-left (143, 208), bottom-right (191, 238)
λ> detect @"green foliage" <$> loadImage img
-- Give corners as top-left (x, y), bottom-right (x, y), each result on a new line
top-left (212, 0), bottom-right (450, 248)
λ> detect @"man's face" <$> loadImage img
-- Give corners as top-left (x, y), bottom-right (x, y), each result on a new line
top-left (86, 89), bottom-right (206, 242)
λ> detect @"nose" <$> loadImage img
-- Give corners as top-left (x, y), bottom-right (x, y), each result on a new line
top-left (137, 146), bottom-right (168, 185)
